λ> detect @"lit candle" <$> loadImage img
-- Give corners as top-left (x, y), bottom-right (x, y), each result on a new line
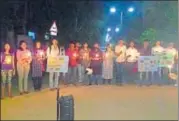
top-left (105, 53), bottom-right (108, 58)
top-left (5, 56), bottom-right (11, 64)
top-left (95, 54), bottom-right (99, 57)
top-left (39, 51), bottom-right (44, 57)
top-left (73, 53), bottom-right (77, 57)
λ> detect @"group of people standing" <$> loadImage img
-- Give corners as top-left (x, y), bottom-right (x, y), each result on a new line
top-left (0, 38), bottom-right (178, 99)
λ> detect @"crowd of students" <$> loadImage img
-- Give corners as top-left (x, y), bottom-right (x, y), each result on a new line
top-left (0, 39), bottom-right (178, 99)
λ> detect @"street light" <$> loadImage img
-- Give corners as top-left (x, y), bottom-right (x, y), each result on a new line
top-left (107, 27), bottom-right (111, 32)
top-left (110, 7), bottom-right (116, 13)
top-left (115, 27), bottom-right (120, 32)
top-left (128, 7), bottom-right (134, 12)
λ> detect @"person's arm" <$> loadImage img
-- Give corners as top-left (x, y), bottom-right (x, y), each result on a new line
top-left (16, 49), bottom-right (21, 63)
top-left (28, 50), bottom-right (32, 64)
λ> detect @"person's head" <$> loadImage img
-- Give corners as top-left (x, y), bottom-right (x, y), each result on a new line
top-left (4, 42), bottom-right (11, 52)
top-left (143, 39), bottom-right (149, 48)
top-left (69, 42), bottom-right (75, 50)
top-left (19, 40), bottom-right (27, 51)
top-left (129, 41), bottom-right (135, 47)
top-left (118, 40), bottom-right (124, 46)
top-left (94, 43), bottom-right (99, 49)
top-left (83, 42), bottom-right (88, 48)
top-left (155, 41), bottom-right (161, 46)
top-left (52, 39), bottom-right (58, 46)
top-left (75, 42), bottom-right (80, 48)
top-left (35, 41), bottom-right (41, 49)
top-left (106, 44), bottom-right (112, 52)
top-left (168, 42), bottom-right (174, 48)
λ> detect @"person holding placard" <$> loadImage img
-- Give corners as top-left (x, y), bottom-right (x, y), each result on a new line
top-left (151, 41), bottom-right (164, 85)
top-left (126, 41), bottom-right (140, 84)
top-left (138, 39), bottom-right (152, 86)
top-left (165, 43), bottom-right (178, 85)
top-left (1, 42), bottom-right (15, 99)
top-left (46, 39), bottom-right (60, 90)
top-left (32, 41), bottom-right (45, 91)
top-left (115, 40), bottom-right (126, 85)
top-left (16, 40), bottom-right (32, 95)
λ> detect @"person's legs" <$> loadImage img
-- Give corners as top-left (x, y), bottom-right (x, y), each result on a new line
top-left (54, 72), bottom-right (59, 88)
top-left (72, 66), bottom-right (78, 85)
top-left (24, 65), bottom-right (30, 93)
top-left (78, 64), bottom-right (82, 83)
top-left (17, 63), bottom-right (24, 94)
top-left (32, 77), bottom-right (38, 90)
top-left (116, 63), bottom-right (124, 85)
top-left (1, 70), bottom-right (7, 99)
top-left (7, 70), bottom-right (13, 97)
top-left (49, 72), bottom-right (54, 89)
top-left (38, 76), bottom-right (43, 90)
top-left (67, 67), bottom-right (72, 84)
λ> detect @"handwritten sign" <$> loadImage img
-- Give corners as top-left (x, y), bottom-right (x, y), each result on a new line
top-left (46, 56), bottom-right (69, 72)
top-left (157, 52), bottom-right (174, 67)
top-left (138, 56), bottom-right (158, 72)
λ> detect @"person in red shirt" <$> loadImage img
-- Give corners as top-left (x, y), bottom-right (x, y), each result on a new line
top-left (66, 42), bottom-right (79, 86)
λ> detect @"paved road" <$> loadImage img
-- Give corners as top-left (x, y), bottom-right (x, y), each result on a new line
top-left (1, 85), bottom-right (178, 120)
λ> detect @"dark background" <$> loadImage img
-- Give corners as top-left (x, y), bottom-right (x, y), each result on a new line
top-left (0, 0), bottom-right (178, 47)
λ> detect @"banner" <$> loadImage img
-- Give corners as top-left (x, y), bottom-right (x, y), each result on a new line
top-left (46, 56), bottom-right (69, 73)
top-left (138, 56), bottom-right (158, 72)
top-left (157, 52), bottom-right (174, 67)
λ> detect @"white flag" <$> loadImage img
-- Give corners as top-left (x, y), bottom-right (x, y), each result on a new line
top-left (50, 21), bottom-right (58, 36)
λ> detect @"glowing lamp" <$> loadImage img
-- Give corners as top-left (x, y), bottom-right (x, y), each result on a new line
top-left (5, 56), bottom-right (11, 64)
top-left (95, 54), bottom-right (99, 57)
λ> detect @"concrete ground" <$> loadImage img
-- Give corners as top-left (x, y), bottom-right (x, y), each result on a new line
top-left (1, 85), bottom-right (178, 120)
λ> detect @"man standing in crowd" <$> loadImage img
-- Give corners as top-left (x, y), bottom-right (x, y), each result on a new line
top-left (165, 42), bottom-right (178, 86)
top-left (89, 43), bottom-right (103, 85)
top-left (151, 41), bottom-right (164, 85)
top-left (115, 40), bottom-right (126, 86)
top-left (79, 42), bottom-right (91, 85)
top-left (66, 42), bottom-right (79, 86)
top-left (138, 39), bottom-right (151, 86)
top-left (126, 41), bottom-right (140, 84)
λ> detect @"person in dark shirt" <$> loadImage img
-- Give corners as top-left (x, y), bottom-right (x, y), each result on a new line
top-left (138, 39), bottom-right (152, 86)
top-left (139, 39), bottom-right (151, 56)
top-left (89, 43), bottom-right (103, 85)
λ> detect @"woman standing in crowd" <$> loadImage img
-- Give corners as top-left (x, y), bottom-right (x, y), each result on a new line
top-left (151, 41), bottom-right (164, 85)
top-left (1, 42), bottom-right (15, 99)
top-left (16, 40), bottom-right (32, 95)
top-left (66, 42), bottom-right (79, 86)
top-left (126, 41), bottom-right (140, 84)
top-left (79, 42), bottom-right (91, 84)
top-left (32, 41), bottom-right (45, 91)
top-left (46, 39), bottom-right (60, 90)
top-left (89, 43), bottom-right (103, 85)
top-left (102, 44), bottom-right (114, 84)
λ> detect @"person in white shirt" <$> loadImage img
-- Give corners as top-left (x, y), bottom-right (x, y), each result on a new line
top-left (165, 43), bottom-right (178, 86)
top-left (115, 40), bottom-right (126, 85)
top-left (151, 41), bottom-right (164, 85)
top-left (46, 39), bottom-right (60, 90)
top-left (151, 41), bottom-right (164, 55)
top-left (126, 41), bottom-right (140, 83)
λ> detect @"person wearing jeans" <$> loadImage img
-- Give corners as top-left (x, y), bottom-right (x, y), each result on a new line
top-left (115, 40), bottom-right (126, 85)
top-left (78, 42), bottom-right (91, 84)
top-left (16, 40), bottom-right (32, 95)
top-left (89, 43), bottom-right (103, 85)
top-left (66, 42), bottom-right (79, 85)
top-left (151, 41), bottom-right (164, 85)
top-left (1, 42), bottom-right (15, 99)
top-left (138, 39), bottom-right (151, 86)
top-left (46, 39), bottom-right (60, 90)
top-left (126, 41), bottom-right (140, 85)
